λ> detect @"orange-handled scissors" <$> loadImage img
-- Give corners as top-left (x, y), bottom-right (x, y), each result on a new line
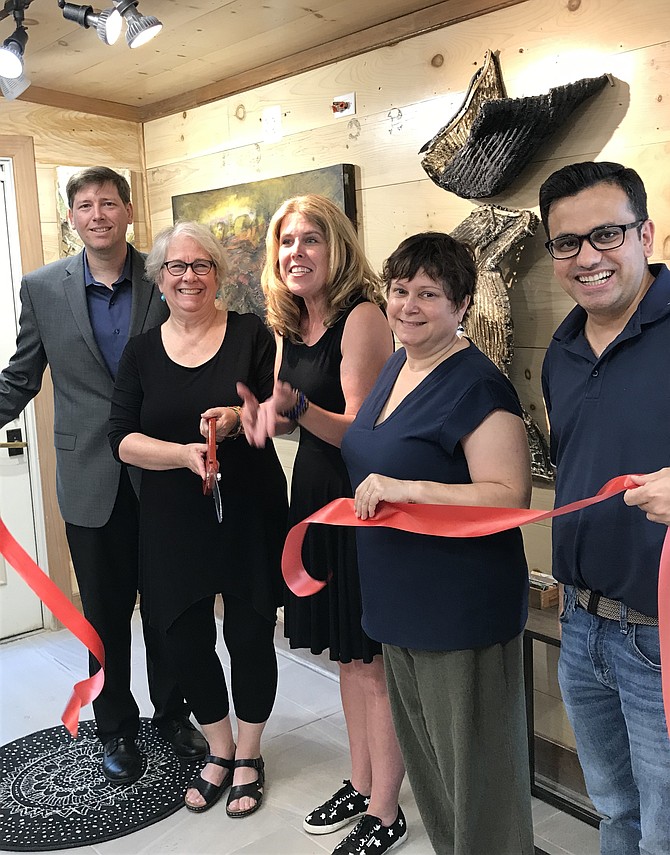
top-left (203, 417), bottom-right (223, 523)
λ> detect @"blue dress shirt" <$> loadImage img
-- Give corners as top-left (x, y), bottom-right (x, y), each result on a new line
top-left (84, 249), bottom-right (133, 379)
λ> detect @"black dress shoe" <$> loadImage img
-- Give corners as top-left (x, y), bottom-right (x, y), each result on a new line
top-left (156, 717), bottom-right (207, 760)
top-left (101, 736), bottom-right (145, 784)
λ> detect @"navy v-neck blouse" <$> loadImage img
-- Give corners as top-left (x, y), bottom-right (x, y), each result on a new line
top-left (341, 344), bottom-right (529, 651)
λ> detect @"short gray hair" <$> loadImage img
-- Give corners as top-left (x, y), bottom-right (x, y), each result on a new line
top-left (146, 221), bottom-right (228, 292)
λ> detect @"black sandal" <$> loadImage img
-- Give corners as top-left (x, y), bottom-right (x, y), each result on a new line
top-left (185, 754), bottom-right (234, 813)
top-left (225, 757), bottom-right (265, 818)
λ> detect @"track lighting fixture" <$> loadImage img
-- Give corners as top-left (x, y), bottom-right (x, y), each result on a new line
top-left (0, 0), bottom-right (162, 99)
top-left (0, 0), bottom-right (28, 81)
top-left (113, 0), bottom-right (162, 48)
top-left (58, 2), bottom-right (123, 45)
top-left (0, 23), bottom-right (26, 78)
top-left (0, 69), bottom-right (30, 99)
top-left (57, 0), bottom-right (161, 49)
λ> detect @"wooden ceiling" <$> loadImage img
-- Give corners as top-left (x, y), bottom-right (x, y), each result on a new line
top-left (6, 0), bottom-right (527, 122)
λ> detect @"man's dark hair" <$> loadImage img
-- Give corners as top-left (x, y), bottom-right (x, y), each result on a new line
top-left (66, 167), bottom-right (131, 209)
top-left (382, 232), bottom-right (477, 310)
top-left (539, 161), bottom-right (648, 235)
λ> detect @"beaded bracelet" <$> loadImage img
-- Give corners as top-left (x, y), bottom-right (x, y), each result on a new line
top-left (227, 406), bottom-right (244, 439)
top-left (281, 389), bottom-right (310, 422)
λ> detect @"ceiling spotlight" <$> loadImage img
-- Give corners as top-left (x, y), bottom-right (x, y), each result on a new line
top-left (58, 2), bottom-right (123, 45)
top-left (0, 69), bottom-right (30, 99)
top-left (0, 25), bottom-right (27, 79)
top-left (114, 0), bottom-right (161, 48)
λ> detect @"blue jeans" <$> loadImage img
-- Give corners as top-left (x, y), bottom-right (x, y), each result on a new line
top-left (558, 587), bottom-right (670, 855)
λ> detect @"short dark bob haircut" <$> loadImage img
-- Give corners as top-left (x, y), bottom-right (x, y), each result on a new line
top-left (539, 161), bottom-right (648, 235)
top-left (381, 231), bottom-right (477, 311)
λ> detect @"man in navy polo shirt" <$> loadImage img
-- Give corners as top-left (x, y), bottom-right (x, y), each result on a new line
top-left (540, 161), bottom-right (670, 855)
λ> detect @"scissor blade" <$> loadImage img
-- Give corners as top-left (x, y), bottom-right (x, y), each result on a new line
top-left (213, 480), bottom-right (223, 523)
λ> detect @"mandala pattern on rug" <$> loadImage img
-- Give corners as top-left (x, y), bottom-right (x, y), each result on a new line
top-left (0, 718), bottom-right (198, 851)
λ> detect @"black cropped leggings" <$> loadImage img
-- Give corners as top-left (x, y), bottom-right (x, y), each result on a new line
top-left (164, 594), bottom-right (277, 725)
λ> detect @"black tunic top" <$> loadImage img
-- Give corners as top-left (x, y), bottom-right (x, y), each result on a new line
top-left (109, 312), bottom-right (288, 631)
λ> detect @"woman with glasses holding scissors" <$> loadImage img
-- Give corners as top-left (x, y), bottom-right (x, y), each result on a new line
top-left (109, 221), bottom-right (287, 818)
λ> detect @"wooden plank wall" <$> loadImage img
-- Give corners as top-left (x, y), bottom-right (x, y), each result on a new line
top-left (143, 0), bottom-right (669, 749)
top-left (1, 103), bottom-right (146, 263)
top-left (144, 0), bottom-right (669, 574)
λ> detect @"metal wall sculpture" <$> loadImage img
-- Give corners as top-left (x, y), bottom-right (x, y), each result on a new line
top-left (450, 204), bottom-right (554, 482)
top-left (420, 50), bottom-right (609, 199)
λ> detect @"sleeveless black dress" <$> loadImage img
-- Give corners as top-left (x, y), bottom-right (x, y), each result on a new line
top-left (280, 302), bottom-right (382, 663)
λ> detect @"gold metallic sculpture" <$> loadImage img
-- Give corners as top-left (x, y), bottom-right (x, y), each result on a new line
top-left (420, 50), bottom-right (608, 199)
top-left (451, 205), bottom-right (554, 482)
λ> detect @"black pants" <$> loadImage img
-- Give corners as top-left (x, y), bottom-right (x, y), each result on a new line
top-left (164, 595), bottom-right (278, 724)
top-left (65, 467), bottom-right (187, 742)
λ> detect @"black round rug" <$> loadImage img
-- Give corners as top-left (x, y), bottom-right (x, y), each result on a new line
top-left (0, 718), bottom-right (199, 851)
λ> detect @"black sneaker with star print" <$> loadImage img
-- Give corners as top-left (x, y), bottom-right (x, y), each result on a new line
top-left (331, 806), bottom-right (407, 855)
top-left (303, 779), bottom-right (370, 834)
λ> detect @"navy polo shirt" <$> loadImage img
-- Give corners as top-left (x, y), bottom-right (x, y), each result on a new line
top-left (84, 249), bottom-right (133, 379)
top-left (542, 263), bottom-right (670, 616)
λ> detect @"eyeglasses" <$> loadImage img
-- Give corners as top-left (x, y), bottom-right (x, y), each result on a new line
top-left (545, 220), bottom-right (645, 260)
top-left (162, 259), bottom-right (216, 276)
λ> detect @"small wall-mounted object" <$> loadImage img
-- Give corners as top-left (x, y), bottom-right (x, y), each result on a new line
top-left (2, 428), bottom-right (26, 457)
top-left (332, 92), bottom-right (356, 118)
top-left (261, 105), bottom-right (283, 142)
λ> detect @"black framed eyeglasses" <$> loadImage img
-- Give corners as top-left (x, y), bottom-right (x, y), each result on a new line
top-left (162, 259), bottom-right (216, 276)
top-left (545, 220), bottom-right (645, 260)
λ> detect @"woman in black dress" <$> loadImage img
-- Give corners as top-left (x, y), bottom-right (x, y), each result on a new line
top-left (239, 196), bottom-right (405, 855)
top-left (109, 222), bottom-right (287, 818)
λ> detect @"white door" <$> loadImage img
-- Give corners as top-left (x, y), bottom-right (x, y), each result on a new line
top-left (0, 159), bottom-right (44, 639)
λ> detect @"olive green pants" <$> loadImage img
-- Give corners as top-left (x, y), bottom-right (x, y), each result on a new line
top-left (384, 634), bottom-right (534, 855)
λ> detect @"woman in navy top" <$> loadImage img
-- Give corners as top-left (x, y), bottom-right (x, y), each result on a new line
top-left (341, 232), bottom-right (534, 855)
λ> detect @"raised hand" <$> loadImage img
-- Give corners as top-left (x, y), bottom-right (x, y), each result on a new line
top-left (237, 382), bottom-right (276, 447)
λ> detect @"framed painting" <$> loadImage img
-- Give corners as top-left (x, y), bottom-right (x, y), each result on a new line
top-left (171, 163), bottom-right (356, 318)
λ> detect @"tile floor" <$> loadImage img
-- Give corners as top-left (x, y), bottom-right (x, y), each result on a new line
top-left (0, 612), bottom-right (600, 855)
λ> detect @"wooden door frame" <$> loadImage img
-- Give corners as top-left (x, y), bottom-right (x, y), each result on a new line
top-left (0, 135), bottom-right (73, 626)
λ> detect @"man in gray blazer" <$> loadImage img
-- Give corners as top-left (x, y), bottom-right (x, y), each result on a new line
top-left (0, 167), bottom-right (206, 783)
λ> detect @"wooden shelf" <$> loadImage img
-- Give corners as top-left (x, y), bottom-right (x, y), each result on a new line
top-left (523, 608), bottom-right (600, 828)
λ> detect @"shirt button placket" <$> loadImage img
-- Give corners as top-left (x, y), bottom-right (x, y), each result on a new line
top-left (586, 364), bottom-right (603, 399)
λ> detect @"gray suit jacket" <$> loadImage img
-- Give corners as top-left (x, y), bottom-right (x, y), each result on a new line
top-left (0, 244), bottom-right (168, 527)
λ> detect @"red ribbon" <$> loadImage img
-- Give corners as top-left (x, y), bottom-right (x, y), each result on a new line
top-left (0, 518), bottom-right (105, 737)
top-left (281, 474), bottom-right (670, 736)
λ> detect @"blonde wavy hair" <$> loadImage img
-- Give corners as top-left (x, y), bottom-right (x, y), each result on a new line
top-left (262, 194), bottom-right (383, 342)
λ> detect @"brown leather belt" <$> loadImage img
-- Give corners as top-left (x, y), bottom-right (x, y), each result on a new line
top-left (576, 587), bottom-right (657, 626)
